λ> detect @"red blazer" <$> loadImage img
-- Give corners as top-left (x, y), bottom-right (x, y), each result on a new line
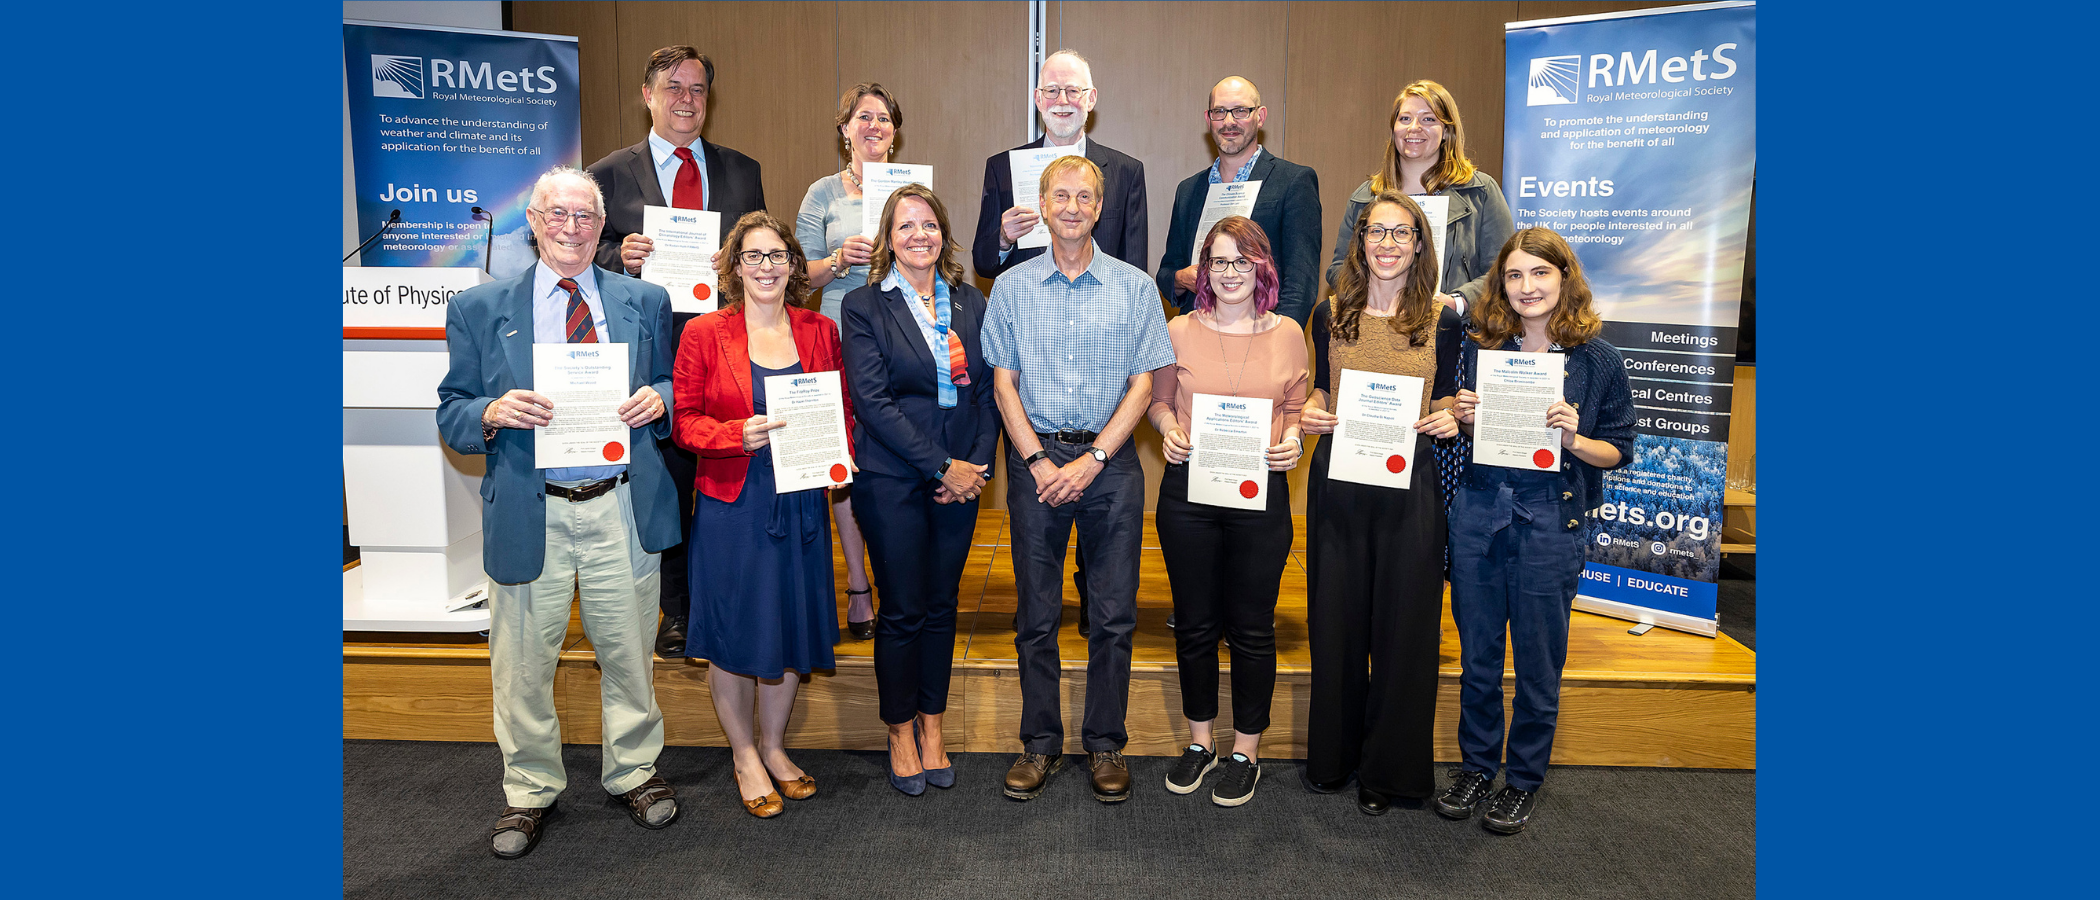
top-left (673, 303), bottom-right (857, 503)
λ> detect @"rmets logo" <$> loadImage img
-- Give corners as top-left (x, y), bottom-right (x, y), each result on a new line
top-left (1526, 55), bottom-right (1579, 106)
top-left (372, 54), bottom-right (425, 99)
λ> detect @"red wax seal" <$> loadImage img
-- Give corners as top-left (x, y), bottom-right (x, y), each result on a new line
top-left (693, 283), bottom-right (711, 301)
top-left (1239, 480), bottom-right (1260, 499)
top-left (829, 463), bottom-right (849, 483)
top-left (1385, 455), bottom-right (1406, 473)
top-left (602, 441), bottom-right (625, 462)
top-left (1533, 448), bottom-right (1555, 468)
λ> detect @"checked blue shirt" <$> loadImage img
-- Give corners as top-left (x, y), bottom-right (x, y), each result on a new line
top-left (982, 242), bottom-right (1176, 434)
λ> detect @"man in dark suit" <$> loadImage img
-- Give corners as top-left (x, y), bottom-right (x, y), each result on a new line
top-left (585, 45), bottom-right (767, 657)
top-left (974, 49), bottom-right (1147, 279)
top-left (437, 166), bottom-right (682, 859)
top-left (974, 49), bottom-right (1148, 638)
top-left (1157, 76), bottom-right (1322, 327)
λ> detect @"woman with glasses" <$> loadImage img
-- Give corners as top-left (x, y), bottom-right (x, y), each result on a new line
top-left (1299, 191), bottom-right (1463, 816)
top-left (1325, 81), bottom-right (1514, 511)
top-left (1436, 228), bottom-right (1634, 835)
top-left (839, 184), bottom-right (998, 796)
top-left (796, 83), bottom-right (900, 639)
top-left (1149, 216), bottom-right (1307, 808)
top-left (673, 211), bottom-right (855, 819)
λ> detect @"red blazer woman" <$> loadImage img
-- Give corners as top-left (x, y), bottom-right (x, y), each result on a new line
top-left (672, 304), bottom-right (857, 503)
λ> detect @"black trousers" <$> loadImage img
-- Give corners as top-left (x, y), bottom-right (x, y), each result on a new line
top-left (1007, 439), bottom-right (1144, 754)
top-left (851, 471), bottom-right (979, 725)
top-left (1155, 464), bottom-right (1291, 734)
top-left (658, 311), bottom-right (703, 620)
top-left (1304, 432), bottom-right (1447, 799)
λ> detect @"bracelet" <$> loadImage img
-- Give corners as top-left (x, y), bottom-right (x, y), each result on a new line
top-left (829, 250), bottom-right (846, 276)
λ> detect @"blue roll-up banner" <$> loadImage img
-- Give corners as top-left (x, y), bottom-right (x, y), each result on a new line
top-left (344, 20), bottom-right (580, 277)
top-left (1503, 1), bottom-right (1754, 636)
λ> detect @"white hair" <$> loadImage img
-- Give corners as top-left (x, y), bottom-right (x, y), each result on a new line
top-left (1040, 49), bottom-right (1093, 89)
top-left (529, 166), bottom-right (605, 217)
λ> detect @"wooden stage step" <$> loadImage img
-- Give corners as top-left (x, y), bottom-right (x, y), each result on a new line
top-left (346, 513), bottom-right (1754, 769)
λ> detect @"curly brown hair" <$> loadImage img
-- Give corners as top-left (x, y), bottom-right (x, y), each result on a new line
top-left (1469, 227), bottom-right (1602, 350)
top-left (866, 183), bottom-right (966, 289)
top-left (714, 211), bottom-right (813, 310)
top-left (1327, 191), bottom-right (1439, 346)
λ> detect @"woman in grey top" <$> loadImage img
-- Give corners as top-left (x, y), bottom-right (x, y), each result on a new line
top-left (796, 82), bottom-right (902, 636)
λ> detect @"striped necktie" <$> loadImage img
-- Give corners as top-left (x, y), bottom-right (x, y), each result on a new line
top-left (559, 277), bottom-right (597, 343)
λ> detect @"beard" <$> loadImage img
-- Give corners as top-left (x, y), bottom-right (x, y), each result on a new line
top-left (1042, 105), bottom-right (1086, 141)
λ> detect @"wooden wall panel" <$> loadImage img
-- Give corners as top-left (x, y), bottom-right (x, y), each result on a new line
top-left (510, 1), bottom-right (624, 166)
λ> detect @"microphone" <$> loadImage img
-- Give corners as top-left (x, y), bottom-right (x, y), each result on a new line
top-left (342, 209), bottom-right (402, 263)
top-left (472, 206), bottom-right (494, 274)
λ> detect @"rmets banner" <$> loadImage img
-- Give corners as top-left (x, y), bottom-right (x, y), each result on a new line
top-left (1503, 1), bottom-right (1755, 636)
top-left (344, 21), bottom-right (580, 275)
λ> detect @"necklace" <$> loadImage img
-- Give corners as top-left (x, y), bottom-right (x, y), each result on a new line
top-left (1210, 311), bottom-right (1258, 397)
top-left (842, 166), bottom-right (862, 189)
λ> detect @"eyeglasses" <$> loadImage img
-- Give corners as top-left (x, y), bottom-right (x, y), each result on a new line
top-left (1206, 106), bottom-right (1257, 122)
top-left (1393, 112), bottom-right (1442, 129)
top-left (738, 249), bottom-right (793, 266)
top-left (1206, 257), bottom-right (1254, 273)
top-left (530, 207), bottom-right (599, 229)
top-left (1365, 225), bottom-right (1418, 245)
top-left (1036, 86), bottom-right (1091, 102)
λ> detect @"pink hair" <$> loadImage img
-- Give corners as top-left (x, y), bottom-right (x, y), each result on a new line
top-left (1192, 216), bottom-right (1280, 315)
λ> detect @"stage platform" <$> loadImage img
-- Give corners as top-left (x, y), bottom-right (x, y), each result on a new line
top-left (346, 512), bottom-right (1754, 768)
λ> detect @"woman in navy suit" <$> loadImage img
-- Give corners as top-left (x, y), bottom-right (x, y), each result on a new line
top-left (840, 183), bottom-right (999, 796)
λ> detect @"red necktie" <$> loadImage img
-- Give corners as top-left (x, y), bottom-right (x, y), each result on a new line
top-left (672, 147), bottom-right (704, 210)
top-left (560, 278), bottom-right (597, 343)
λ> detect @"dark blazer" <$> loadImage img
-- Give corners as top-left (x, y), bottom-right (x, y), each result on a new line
top-left (839, 278), bottom-right (999, 481)
top-left (588, 137), bottom-right (767, 277)
top-left (974, 137), bottom-right (1147, 280)
top-left (1156, 151), bottom-right (1322, 327)
top-left (671, 304), bottom-right (855, 504)
top-left (436, 266), bottom-right (681, 585)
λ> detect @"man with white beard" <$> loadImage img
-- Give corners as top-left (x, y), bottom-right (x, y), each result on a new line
top-left (973, 49), bottom-right (1150, 640)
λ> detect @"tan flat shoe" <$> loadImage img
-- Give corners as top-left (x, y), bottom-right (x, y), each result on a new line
top-left (741, 789), bottom-right (784, 819)
top-left (773, 774), bottom-right (817, 801)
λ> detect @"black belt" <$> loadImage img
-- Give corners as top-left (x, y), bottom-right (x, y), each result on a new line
top-left (1037, 429), bottom-right (1099, 445)
top-left (545, 472), bottom-right (629, 502)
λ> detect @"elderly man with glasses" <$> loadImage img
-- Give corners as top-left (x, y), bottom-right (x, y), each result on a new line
top-left (437, 165), bottom-right (683, 859)
top-left (1157, 76), bottom-right (1322, 326)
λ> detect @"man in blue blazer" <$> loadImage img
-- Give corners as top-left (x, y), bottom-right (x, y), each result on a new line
top-left (437, 166), bottom-right (682, 859)
top-left (1156, 76), bottom-right (1322, 327)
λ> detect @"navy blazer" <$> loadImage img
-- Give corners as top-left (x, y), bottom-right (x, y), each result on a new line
top-left (839, 277), bottom-right (999, 481)
top-left (973, 137), bottom-right (1148, 280)
top-left (436, 265), bottom-right (682, 585)
top-left (588, 138), bottom-right (768, 280)
top-left (1156, 151), bottom-right (1322, 327)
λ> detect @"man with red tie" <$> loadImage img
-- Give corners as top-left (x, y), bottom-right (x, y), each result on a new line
top-left (587, 45), bottom-right (767, 658)
top-left (438, 166), bottom-right (683, 858)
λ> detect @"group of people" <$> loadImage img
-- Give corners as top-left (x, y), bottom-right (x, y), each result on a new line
top-left (434, 45), bottom-right (1635, 860)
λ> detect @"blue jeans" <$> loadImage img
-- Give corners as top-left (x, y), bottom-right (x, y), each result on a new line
top-left (1448, 467), bottom-right (1585, 793)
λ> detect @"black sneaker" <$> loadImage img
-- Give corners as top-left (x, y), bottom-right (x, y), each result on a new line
top-left (1211, 753), bottom-right (1260, 807)
top-left (1482, 785), bottom-right (1538, 834)
top-left (1163, 744), bottom-right (1217, 794)
top-left (1434, 769), bottom-right (1495, 820)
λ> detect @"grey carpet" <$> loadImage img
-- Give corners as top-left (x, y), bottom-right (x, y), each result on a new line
top-left (346, 740), bottom-right (1752, 900)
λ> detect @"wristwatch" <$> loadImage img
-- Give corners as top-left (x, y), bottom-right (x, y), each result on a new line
top-left (1084, 446), bottom-right (1109, 463)
top-left (936, 457), bottom-right (954, 478)
top-left (1022, 449), bottom-right (1051, 467)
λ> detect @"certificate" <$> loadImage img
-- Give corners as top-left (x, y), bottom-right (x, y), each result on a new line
top-left (1008, 145), bottom-right (1083, 249)
top-left (763, 370), bottom-right (854, 493)
top-left (860, 163), bottom-right (934, 237)
top-left (1410, 194), bottom-right (1449, 268)
top-left (1188, 393), bottom-right (1273, 510)
top-left (531, 343), bottom-right (633, 469)
top-left (1471, 349), bottom-right (1566, 470)
top-left (1327, 369), bottom-right (1425, 489)
top-left (639, 205), bottom-right (721, 315)
top-left (1190, 180), bottom-right (1263, 261)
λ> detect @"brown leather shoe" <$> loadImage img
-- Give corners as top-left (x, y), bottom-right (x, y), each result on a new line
top-left (741, 789), bottom-right (784, 819)
top-left (1003, 751), bottom-right (1065, 801)
top-left (617, 776), bottom-right (679, 829)
top-left (1089, 750), bottom-right (1131, 802)
top-left (490, 804), bottom-right (552, 859)
top-left (773, 774), bottom-right (816, 801)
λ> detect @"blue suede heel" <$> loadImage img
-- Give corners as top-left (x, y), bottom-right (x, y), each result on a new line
top-left (917, 719), bottom-right (954, 789)
top-left (888, 731), bottom-right (926, 796)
